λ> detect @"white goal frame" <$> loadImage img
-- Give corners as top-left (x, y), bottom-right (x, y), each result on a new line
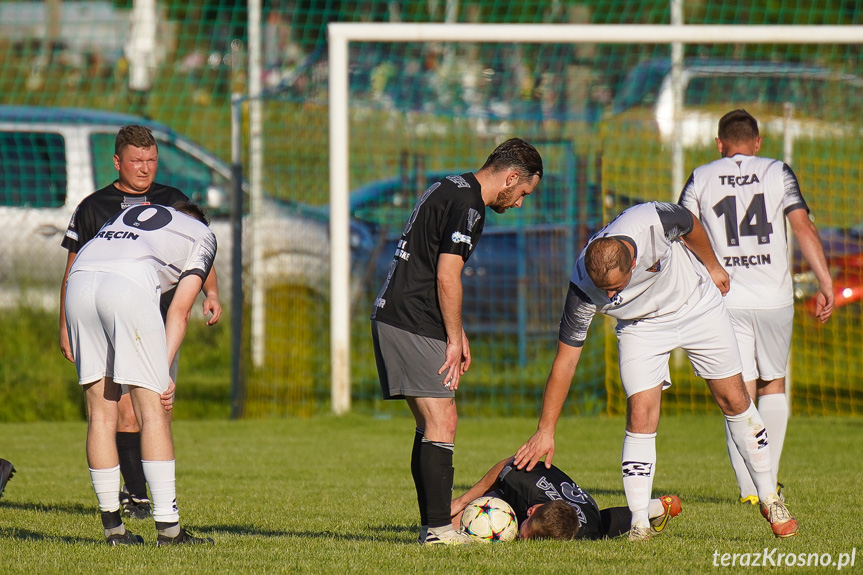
top-left (327, 23), bottom-right (863, 414)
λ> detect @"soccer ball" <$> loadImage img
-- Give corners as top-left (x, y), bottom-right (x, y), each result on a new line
top-left (460, 496), bottom-right (518, 542)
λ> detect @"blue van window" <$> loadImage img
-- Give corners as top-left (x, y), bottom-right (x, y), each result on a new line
top-left (0, 131), bottom-right (67, 207)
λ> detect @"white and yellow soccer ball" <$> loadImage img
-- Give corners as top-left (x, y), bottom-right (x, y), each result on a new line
top-left (460, 496), bottom-right (518, 542)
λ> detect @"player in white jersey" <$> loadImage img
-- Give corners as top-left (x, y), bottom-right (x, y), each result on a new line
top-left (514, 202), bottom-right (798, 540)
top-left (679, 109), bottom-right (834, 505)
top-left (65, 201), bottom-right (216, 546)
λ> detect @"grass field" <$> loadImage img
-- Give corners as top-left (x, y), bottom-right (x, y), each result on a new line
top-left (0, 414), bottom-right (859, 574)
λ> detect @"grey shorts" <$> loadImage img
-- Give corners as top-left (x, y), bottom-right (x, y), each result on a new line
top-left (371, 321), bottom-right (453, 400)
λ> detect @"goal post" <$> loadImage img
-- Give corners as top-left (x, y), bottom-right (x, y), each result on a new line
top-left (328, 22), bottom-right (863, 415)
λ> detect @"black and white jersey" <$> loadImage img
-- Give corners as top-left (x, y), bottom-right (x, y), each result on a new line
top-left (62, 183), bottom-right (189, 254)
top-left (679, 154), bottom-right (807, 309)
top-left (370, 173), bottom-right (485, 341)
top-left (497, 461), bottom-right (602, 540)
top-left (70, 204), bottom-right (216, 298)
top-left (558, 202), bottom-right (706, 347)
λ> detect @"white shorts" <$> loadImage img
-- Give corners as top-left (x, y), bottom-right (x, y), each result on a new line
top-left (616, 280), bottom-right (743, 397)
top-left (65, 267), bottom-right (170, 394)
top-left (728, 306), bottom-right (793, 382)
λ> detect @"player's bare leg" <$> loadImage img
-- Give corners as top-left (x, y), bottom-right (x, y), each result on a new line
top-left (128, 385), bottom-right (212, 546)
top-left (622, 385), bottom-right (662, 541)
top-left (116, 392), bottom-right (151, 518)
top-left (407, 397), bottom-right (470, 545)
top-left (84, 377), bottom-right (143, 545)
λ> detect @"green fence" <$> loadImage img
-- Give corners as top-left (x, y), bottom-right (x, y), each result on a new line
top-left (1, 1), bottom-right (861, 421)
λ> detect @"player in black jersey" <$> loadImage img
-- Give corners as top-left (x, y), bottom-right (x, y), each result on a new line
top-left (451, 456), bottom-right (682, 541)
top-left (371, 138), bottom-right (543, 545)
top-left (59, 125), bottom-right (222, 519)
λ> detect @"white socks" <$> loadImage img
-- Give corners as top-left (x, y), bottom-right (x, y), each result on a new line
top-left (89, 465), bottom-right (121, 513)
top-left (648, 498), bottom-right (665, 519)
top-left (725, 400), bottom-right (774, 501)
top-left (622, 431), bottom-right (656, 527)
top-left (726, 394), bottom-right (787, 499)
top-left (758, 393), bottom-right (788, 487)
top-left (142, 459), bottom-right (179, 523)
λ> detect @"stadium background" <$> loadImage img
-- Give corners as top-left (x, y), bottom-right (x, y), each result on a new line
top-left (1, 0), bottom-right (861, 421)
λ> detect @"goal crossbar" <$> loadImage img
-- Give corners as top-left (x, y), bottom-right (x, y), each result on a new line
top-left (327, 23), bottom-right (863, 414)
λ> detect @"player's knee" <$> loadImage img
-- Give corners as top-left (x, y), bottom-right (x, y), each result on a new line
top-left (716, 392), bottom-right (751, 416)
top-left (757, 378), bottom-right (785, 395)
top-left (625, 399), bottom-right (661, 433)
top-left (87, 408), bottom-right (119, 432)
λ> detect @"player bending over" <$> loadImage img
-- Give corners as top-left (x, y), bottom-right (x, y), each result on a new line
top-left (451, 456), bottom-right (681, 540)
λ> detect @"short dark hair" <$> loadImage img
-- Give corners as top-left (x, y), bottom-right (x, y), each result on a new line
top-left (528, 501), bottom-right (581, 540)
top-left (585, 237), bottom-right (632, 286)
top-left (172, 200), bottom-right (210, 225)
top-left (480, 138), bottom-right (543, 180)
top-left (717, 109), bottom-right (759, 143)
top-left (115, 125), bottom-right (157, 156)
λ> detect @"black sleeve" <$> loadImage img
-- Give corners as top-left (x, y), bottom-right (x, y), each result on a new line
top-left (61, 200), bottom-right (104, 253)
top-left (558, 282), bottom-right (597, 348)
top-left (654, 202), bottom-right (693, 241)
top-left (781, 163), bottom-right (809, 216)
top-left (677, 172), bottom-right (695, 205)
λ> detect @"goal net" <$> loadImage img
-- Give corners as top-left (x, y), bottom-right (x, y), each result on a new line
top-left (312, 22), bottom-right (863, 417)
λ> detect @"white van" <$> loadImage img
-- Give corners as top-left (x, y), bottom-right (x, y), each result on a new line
top-left (0, 106), bottom-right (375, 307)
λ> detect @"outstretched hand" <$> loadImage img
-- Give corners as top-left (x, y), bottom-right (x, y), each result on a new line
top-left (513, 430), bottom-right (555, 472)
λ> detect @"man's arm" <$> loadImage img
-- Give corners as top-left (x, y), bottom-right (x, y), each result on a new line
top-left (201, 266), bottom-right (222, 326)
top-left (682, 215), bottom-right (730, 295)
top-left (160, 274), bottom-right (203, 412)
top-left (58, 251), bottom-right (77, 362)
top-left (450, 457), bottom-right (512, 527)
top-left (165, 275), bottom-right (205, 367)
top-left (788, 209), bottom-right (834, 323)
top-left (437, 253), bottom-right (468, 390)
top-left (514, 341), bottom-right (583, 471)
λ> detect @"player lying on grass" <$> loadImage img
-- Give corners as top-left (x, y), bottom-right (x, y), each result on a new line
top-left (450, 456), bottom-right (681, 541)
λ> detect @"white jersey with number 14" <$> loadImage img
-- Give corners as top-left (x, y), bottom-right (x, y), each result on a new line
top-left (679, 154), bottom-right (808, 310)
